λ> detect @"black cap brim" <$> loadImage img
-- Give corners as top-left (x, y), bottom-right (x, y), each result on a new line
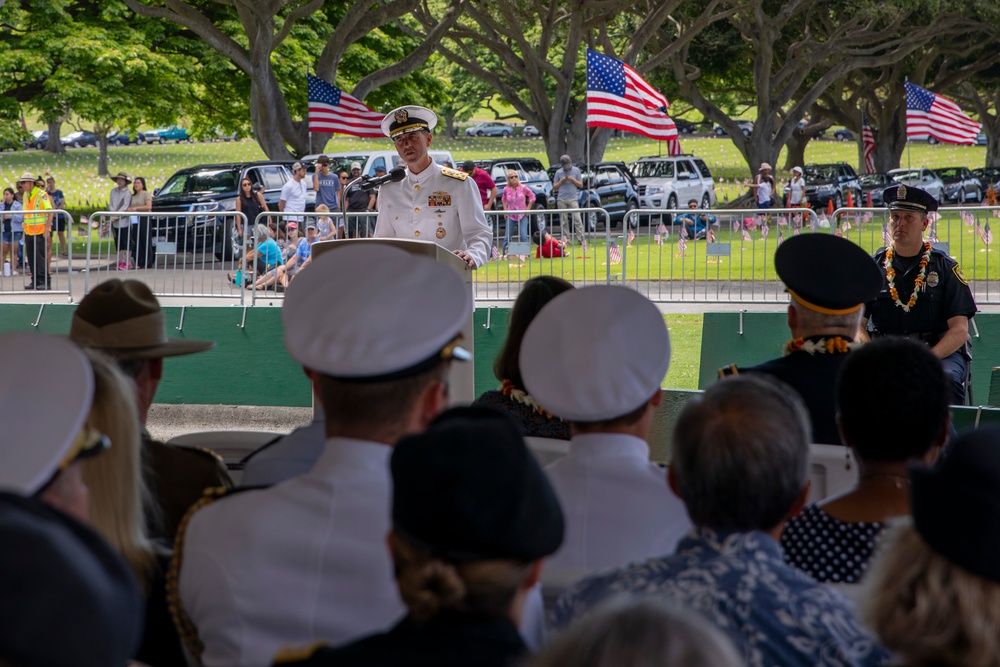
top-left (775, 234), bottom-right (883, 314)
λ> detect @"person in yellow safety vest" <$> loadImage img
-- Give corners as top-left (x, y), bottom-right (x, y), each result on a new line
top-left (18, 172), bottom-right (52, 290)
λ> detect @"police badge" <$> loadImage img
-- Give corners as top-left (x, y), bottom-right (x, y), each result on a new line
top-left (926, 271), bottom-right (939, 288)
top-left (897, 184), bottom-right (906, 199)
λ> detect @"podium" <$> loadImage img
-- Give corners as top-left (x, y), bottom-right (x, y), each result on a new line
top-left (311, 238), bottom-right (476, 404)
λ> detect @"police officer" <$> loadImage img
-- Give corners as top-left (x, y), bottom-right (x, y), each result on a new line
top-left (860, 184), bottom-right (977, 404)
top-left (718, 233), bottom-right (883, 444)
top-left (374, 106), bottom-right (492, 269)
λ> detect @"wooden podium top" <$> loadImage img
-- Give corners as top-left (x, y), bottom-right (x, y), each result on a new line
top-left (311, 238), bottom-right (468, 277)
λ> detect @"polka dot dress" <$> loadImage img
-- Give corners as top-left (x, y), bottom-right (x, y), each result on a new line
top-left (780, 504), bottom-right (886, 584)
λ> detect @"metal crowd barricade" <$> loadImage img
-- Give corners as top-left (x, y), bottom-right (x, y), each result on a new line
top-left (478, 207), bottom-right (612, 301)
top-left (0, 208), bottom-right (74, 300)
top-left (84, 210), bottom-right (249, 302)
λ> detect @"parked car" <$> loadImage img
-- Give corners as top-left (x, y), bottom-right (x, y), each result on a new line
top-left (300, 149), bottom-right (455, 181)
top-left (475, 157), bottom-right (552, 213)
top-left (712, 120), bottom-right (754, 137)
top-left (674, 118), bottom-right (698, 134)
top-left (108, 130), bottom-right (146, 146)
top-left (547, 161), bottom-right (640, 229)
top-left (465, 122), bottom-right (514, 137)
top-left (61, 131), bottom-right (99, 148)
top-left (887, 167), bottom-right (945, 202)
top-left (146, 125), bottom-right (191, 143)
top-left (976, 132), bottom-right (987, 146)
top-left (803, 162), bottom-right (862, 210)
top-left (630, 154), bottom-right (718, 224)
top-left (151, 161), bottom-right (310, 261)
top-left (523, 125), bottom-right (541, 137)
top-left (833, 129), bottom-right (855, 142)
top-left (28, 130), bottom-right (48, 150)
top-left (936, 166), bottom-right (983, 203)
top-left (858, 173), bottom-right (892, 207)
top-left (972, 167), bottom-right (1000, 192)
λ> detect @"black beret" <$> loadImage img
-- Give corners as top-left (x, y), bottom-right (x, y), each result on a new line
top-left (774, 233), bottom-right (883, 315)
top-left (883, 183), bottom-right (939, 212)
top-left (910, 426), bottom-right (1000, 583)
top-left (0, 492), bottom-right (144, 666)
top-left (391, 406), bottom-right (564, 561)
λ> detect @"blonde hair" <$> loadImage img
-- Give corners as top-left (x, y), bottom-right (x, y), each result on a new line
top-left (315, 204), bottom-right (330, 213)
top-left (864, 522), bottom-right (1000, 667)
top-left (388, 532), bottom-right (533, 622)
top-left (80, 348), bottom-right (163, 589)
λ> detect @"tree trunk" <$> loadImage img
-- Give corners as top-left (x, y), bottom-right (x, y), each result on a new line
top-left (45, 120), bottom-right (64, 153)
top-left (783, 132), bottom-right (810, 170)
top-left (249, 73), bottom-right (296, 160)
top-left (984, 117), bottom-right (1000, 168)
top-left (97, 138), bottom-right (109, 177)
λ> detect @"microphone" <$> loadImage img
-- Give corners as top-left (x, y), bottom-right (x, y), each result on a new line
top-left (359, 166), bottom-right (406, 191)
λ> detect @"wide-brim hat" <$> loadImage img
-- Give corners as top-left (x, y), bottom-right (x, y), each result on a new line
top-left (883, 183), bottom-right (939, 213)
top-left (775, 234), bottom-right (883, 315)
top-left (792, 166), bottom-right (803, 174)
top-left (381, 105), bottom-right (438, 138)
top-left (17, 172), bottom-right (36, 183)
top-left (759, 162), bottom-right (772, 171)
top-left (110, 172), bottom-right (131, 184)
top-left (70, 280), bottom-right (215, 359)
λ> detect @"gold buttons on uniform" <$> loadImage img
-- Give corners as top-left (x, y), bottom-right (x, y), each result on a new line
top-left (414, 207), bottom-right (420, 212)
top-left (414, 231), bottom-right (420, 237)
top-left (414, 185), bottom-right (420, 190)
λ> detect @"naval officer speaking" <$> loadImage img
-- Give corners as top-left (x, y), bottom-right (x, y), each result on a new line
top-left (374, 106), bottom-right (492, 269)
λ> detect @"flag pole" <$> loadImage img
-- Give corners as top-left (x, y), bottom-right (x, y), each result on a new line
top-left (904, 77), bottom-right (911, 169)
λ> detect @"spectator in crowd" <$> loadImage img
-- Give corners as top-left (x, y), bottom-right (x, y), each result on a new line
top-left (254, 221), bottom-right (317, 291)
top-left (236, 177), bottom-right (269, 243)
top-left (127, 176), bottom-right (154, 269)
top-left (69, 280), bottom-right (231, 543)
top-left (230, 223), bottom-right (281, 287)
top-left (865, 426), bottom-right (1000, 667)
top-left (273, 407), bottom-right (565, 667)
top-left (750, 162), bottom-right (775, 209)
top-left (552, 155), bottom-right (586, 250)
top-left (314, 203), bottom-right (337, 241)
top-left (20, 171), bottom-right (52, 289)
top-left (175, 245), bottom-right (473, 666)
top-left (676, 199), bottom-right (716, 240)
top-left (500, 169), bottom-right (535, 259)
top-left (1, 186), bottom-right (23, 275)
top-left (45, 174), bottom-right (67, 264)
top-left (786, 166), bottom-right (806, 207)
top-left (344, 162), bottom-right (376, 238)
top-left (718, 233), bottom-right (883, 444)
top-left (528, 598), bottom-right (742, 667)
top-left (78, 347), bottom-right (184, 666)
top-left (279, 161), bottom-right (308, 225)
top-left (520, 286), bottom-right (690, 573)
top-left (462, 159), bottom-right (497, 211)
top-left (312, 155), bottom-right (340, 213)
top-left (553, 374), bottom-right (891, 667)
top-left (532, 229), bottom-right (565, 258)
top-left (109, 171), bottom-right (133, 271)
top-left (472, 275), bottom-right (574, 440)
top-left (782, 337), bottom-right (949, 584)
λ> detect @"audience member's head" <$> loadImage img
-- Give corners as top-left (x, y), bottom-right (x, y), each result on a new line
top-left (521, 285), bottom-right (670, 433)
top-left (527, 597), bottom-right (742, 667)
top-left (865, 426), bottom-right (1000, 666)
top-left (494, 276), bottom-right (573, 389)
top-left (283, 245), bottom-right (469, 443)
top-left (837, 337), bottom-right (949, 462)
top-left (389, 407), bottom-right (563, 622)
top-left (69, 280), bottom-right (215, 422)
top-left (671, 374), bottom-right (811, 532)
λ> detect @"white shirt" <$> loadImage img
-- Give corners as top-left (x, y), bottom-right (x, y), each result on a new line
top-left (788, 176), bottom-right (805, 205)
top-left (374, 162), bottom-right (492, 268)
top-left (240, 418), bottom-right (326, 487)
top-left (279, 178), bottom-right (308, 222)
top-left (178, 437), bottom-right (403, 667)
top-left (544, 433), bottom-right (692, 572)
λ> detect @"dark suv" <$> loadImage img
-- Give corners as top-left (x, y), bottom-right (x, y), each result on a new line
top-left (804, 162), bottom-right (861, 210)
top-left (152, 161), bottom-right (305, 260)
top-left (547, 161), bottom-right (640, 229)
top-left (475, 157), bottom-right (552, 211)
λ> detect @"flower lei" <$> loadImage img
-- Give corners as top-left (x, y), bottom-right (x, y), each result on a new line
top-left (783, 336), bottom-right (860, 356)
top-left (885, 241), bottom-right (932, 312)
top-left (500, 379), bottom-right (555, 418)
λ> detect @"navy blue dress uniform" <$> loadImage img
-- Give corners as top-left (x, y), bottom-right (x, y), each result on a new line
top-left (719, 233), bottom-right (883, 444)
top-left (865, 185), bottom-right (977, 404)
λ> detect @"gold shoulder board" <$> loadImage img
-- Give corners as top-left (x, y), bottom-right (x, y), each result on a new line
top-left (441, 167), bottom-right (468, 181)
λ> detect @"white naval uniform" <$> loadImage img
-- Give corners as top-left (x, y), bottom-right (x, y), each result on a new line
top-left (544, 433), bottom-right (692, 572)
top-left (374, 162), bottom-right (492, 268)
top-left (240, 417), bottom-right (326, 487)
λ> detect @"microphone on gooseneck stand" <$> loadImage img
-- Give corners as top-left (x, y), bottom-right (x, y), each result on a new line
top-left (359, 166), bottom-right (406, 191)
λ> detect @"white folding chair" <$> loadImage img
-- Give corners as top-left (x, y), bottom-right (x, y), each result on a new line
top-left (807, 444), bottom-right (858, 503)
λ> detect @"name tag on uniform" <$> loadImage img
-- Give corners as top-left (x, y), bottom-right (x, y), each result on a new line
top-left (428, 192), bottom-right (451, 207)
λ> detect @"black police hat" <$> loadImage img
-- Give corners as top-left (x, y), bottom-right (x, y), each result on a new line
top-left (391, 407), bottom-right (564, 561)
top-left (774, 233), bottom-right (883, 315)
top-left (882, 183), bottom-right (939, 212)
top-left (910, 426), bottom-right (1000, 583)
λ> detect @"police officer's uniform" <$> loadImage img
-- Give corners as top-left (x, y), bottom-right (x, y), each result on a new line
top-left (373, 106), bottom-right (492, 268)
top-left (866, 185), bottom-right (977, 404)
top-left (719, 233), bottom-right (883, 444)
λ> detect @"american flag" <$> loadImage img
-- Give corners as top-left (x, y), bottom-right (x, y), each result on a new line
top-left (742, 229), bottom-right (752, 242)
top-left (491, 244), bottom-right (501, 261)
top-left (679, 224), bottom-right (690, 240)
top-left (862, 110), bottom-right (876, 175)
top-left (677, 235), bottom-right (687, 254)
top-left (760, 223), bottom-right (769, 238)
top-left (307, 74), bottom-right (384, 137)
top-left (586, 49), bottom-right (680, 151)
top-left (777, 229), bottom-right (784, 245)
top-left (653, 232), bottom-right (662, 245)
top-left (835, 227), bottom-right (844, 238)
top-left (983, 221), bottom-right (994, 245)
top-left (905, 81), bottom-right (981, 145)
top-left (656, 221), bottom-right (668, 237)
top-left (882, 223), bottom-right (892, 246)
top-left (627, 228), bottom-right (636, 246)
top-left (962, 211), bottom-right (976, 227)
top-left (608, 240), bottom-right (622, 264)
top-left (706, 228), bottom-right (716, 242)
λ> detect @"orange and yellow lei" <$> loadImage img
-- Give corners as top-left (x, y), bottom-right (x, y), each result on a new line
top-left (884, 241), bottom-right (932, 313)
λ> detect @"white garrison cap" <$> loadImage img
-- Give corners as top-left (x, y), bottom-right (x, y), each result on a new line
top-left (520, 286), bottom-right (670, 421)
top-left (0, 333), bottom-right (95, 494)
top-left (282, 245), bottom-right (470, 380)
top-left (382, 106), bottom-right (438, 138)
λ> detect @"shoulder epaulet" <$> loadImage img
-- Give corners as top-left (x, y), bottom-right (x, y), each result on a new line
top-left (441, 166), bottom-right (468, 181)
top-left (717, 364), bottom-right (740, 379)
top-left (273, 641), bottom-right (332, 665)
top-left (166, 484), bottom-right (269, 663)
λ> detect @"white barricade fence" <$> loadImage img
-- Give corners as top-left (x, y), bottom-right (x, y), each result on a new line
top-left (0, 208), bottom-right (74, 299)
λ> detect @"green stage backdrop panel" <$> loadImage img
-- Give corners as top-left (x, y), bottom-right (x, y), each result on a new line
top-left (0, 304), bottom-right (76, 334)
top-left (698, 312), bottom-right (789, 389)
top-left (473, 306), bottom-right (511, 397)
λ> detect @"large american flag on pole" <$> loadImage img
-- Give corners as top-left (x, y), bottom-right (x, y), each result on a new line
top-left (862, 110), bottom-right (876, 175)
top-left (308, 74), bottom-right (384, 137)
top-left (586, 49), bottom-right (681, 153)
top-left (905, 81), bottom-right (981, 145)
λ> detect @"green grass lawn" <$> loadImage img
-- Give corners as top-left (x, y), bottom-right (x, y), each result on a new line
top-left (663, 313), bottom-right (702, 390)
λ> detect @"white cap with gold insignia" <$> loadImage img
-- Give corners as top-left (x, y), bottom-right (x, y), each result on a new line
top-left (381, 106), bottom-right (438, 138)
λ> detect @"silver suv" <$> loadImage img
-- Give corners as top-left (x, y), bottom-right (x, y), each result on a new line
top-left (629, 156), bottom-right (718, 219)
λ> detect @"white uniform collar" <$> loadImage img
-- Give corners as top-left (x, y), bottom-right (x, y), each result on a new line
top-left (309, 436), bottom-right (392, 476)
top-left (406, 160), bottom-right (440, 185)
top-left (568, 432), bottom-right (650, 459)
